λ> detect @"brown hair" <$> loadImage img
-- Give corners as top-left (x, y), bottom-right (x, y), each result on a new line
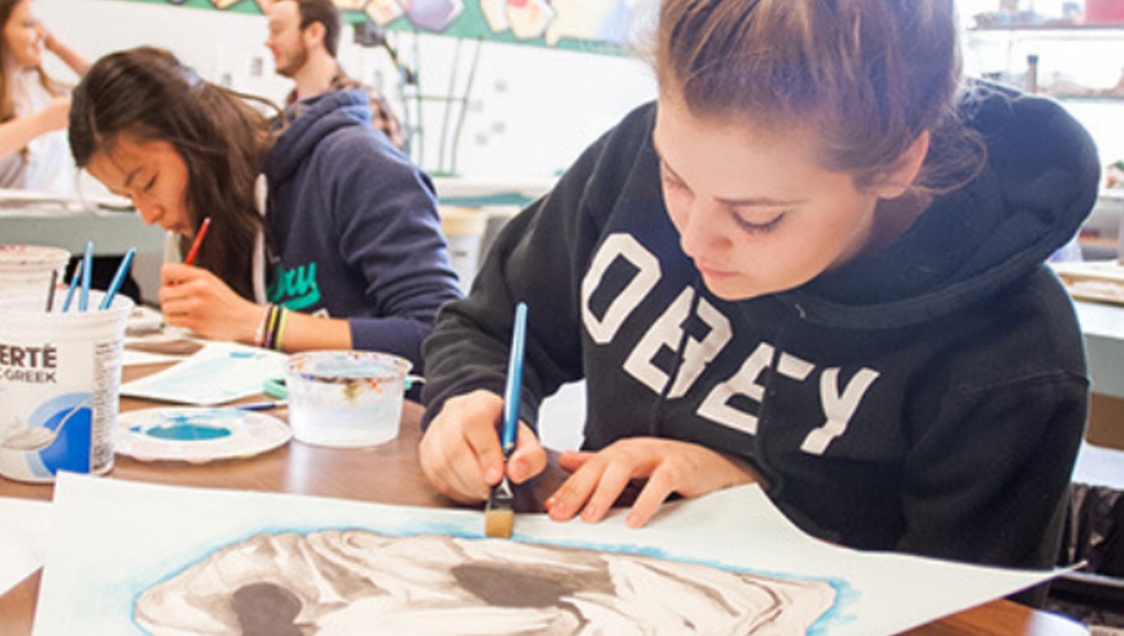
top-left (68, 47), bottom-right (276, 299)
top-left (654, 0), bottom-right (980, 192)
top-left (0, 0), bottom-right (65, 159)
top-left (293, 0), bottom-right (342, 58)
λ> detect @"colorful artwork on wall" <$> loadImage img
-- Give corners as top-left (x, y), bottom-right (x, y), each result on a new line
top-left (113, 0), bottom-right (641, 53)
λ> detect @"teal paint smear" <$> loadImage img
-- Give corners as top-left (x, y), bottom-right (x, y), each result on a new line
top-left (143, 424), bottom-right (232, 441)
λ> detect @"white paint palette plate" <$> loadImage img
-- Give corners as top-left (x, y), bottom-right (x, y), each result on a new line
top-left (116, 408), bottom-right (292, 464)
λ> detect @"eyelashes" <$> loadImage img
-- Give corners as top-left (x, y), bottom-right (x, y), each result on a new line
top-left (662, 176), bottom-right (787, 234)
top-left (660, 163), bottom-right (788, 235)
top-left (732, 213), bottom-right (785, 234)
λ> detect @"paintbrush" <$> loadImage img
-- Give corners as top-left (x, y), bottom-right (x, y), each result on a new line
top-left (183, 217), bottom-right (212, 266)
top-left (160, 217), bottom-right (212, 328)
top-left (484, 302), bottom-right (528, 539)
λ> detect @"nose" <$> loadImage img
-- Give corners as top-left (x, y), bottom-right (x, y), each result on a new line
top-left (131, 195), bottom-right (162, 227)
top-left (677, 199), bottom-right (730, 261)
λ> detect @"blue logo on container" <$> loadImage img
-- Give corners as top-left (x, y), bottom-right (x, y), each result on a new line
top-left (26, 392), bottom-right (93, 477)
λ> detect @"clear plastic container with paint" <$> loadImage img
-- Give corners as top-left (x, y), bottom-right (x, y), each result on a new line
top-left (286, 351), bottom-right (413, 448)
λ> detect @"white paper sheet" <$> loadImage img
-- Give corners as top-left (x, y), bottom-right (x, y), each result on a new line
top-left (33, 474), bottom-right (1060, 636)
top-left (120, 342), bottom-right (286, 405)
top-left (0, 497), bottom-right (50, 597)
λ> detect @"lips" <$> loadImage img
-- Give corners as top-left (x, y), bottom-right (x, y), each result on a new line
top-left (695, 261), bottom-right (735, 278)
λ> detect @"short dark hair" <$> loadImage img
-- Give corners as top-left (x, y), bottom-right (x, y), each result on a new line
top-left (294, 0), bottom-right (342, 58)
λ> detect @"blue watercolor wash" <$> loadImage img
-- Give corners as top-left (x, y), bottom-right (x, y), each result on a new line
top-left (144, 424), bottom-right (232, 441)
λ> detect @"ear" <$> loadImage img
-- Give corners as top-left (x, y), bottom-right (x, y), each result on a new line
top-left (873, 130), bottom-right (931, 200)
top-left (303, 21), bottom-right (326, 49)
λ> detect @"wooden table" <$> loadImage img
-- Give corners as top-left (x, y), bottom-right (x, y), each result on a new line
top-left (0, 376), bottom-right (1090, 636)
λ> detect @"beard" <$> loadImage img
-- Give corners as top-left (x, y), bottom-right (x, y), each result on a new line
top-left (275, 42), bottom-right (309, 78)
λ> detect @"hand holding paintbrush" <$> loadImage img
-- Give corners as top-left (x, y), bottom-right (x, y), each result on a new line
top-left (484, 302), bottom-right (529, 539)
top-left (159, 217), bottom-right (210, 328)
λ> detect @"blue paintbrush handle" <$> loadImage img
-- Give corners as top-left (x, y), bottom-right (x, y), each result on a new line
top-left (61, 259), bottom-right (83, 313)
top-left (99, 248), bottom-right (136, 310)
top-left (78, 241), bottom-right (93, 312)
top-left (501, 302), bottom-right (528, 456)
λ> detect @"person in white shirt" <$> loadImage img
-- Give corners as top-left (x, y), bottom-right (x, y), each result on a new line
top-left (0, 0), bottom-right (87, 193)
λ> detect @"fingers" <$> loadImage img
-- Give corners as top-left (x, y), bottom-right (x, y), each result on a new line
top-left (161, 262), bottom-right (204, 286)
top-left (624, 470), bottom-right (677, 528)
top-left (417, 391), bottom-right (505, 503)
top-left (158, 278), bottom-right (207, 325)
top-left (546, 448), bottom-right (636, 523)
top-left (558, 449), bottom-right (592, 473)
top-left (507, 422), bottom-right (546, 484)
top-left (467, 421), bottom-right (507, 487)
top-left (544, 439), bottom-right (758, 529)
top-left (419, 423), bottom-right (490, 504)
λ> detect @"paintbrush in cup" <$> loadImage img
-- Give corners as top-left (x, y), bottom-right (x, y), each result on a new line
top-left (484, 302), bottom-right (528, 539)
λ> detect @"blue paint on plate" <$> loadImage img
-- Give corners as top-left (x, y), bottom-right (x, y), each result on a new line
top-left (143, 423), bottom-right (232, 441)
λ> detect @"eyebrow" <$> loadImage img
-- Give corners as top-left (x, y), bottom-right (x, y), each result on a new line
top-left (652, 139), bottom-right (809, 208)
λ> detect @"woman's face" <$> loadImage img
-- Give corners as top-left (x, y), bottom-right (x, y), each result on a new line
top-left (85, 133), bottom-right (196, 236)
top-left (3, 0), bottom-right (43, 70)
top-left (653, 93), bottom-right (893, 301)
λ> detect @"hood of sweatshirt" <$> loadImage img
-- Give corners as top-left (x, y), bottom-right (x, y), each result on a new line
top-left (779, 81), bottom-right (1100, 330)
top-left (267, 89), bottom-right (372, 186)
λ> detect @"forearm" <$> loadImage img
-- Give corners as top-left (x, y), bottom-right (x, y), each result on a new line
top-left (0, 114), bottom-right (53, 157)
top-left (275, 311), bottom-right (352, 352)
top-left (48, 42), bottom-right (90, 77)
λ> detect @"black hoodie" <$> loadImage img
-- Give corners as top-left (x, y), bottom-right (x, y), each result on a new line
top-left (422, 82), bottom-right (1100, 572)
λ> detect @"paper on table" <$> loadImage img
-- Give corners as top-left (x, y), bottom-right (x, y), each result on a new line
top-left (33, 474), bottom-right (1063, 636)
top-left (0, 497), bottom-right (50, 597)
top-left (119, 342), bottom-right (286, 405)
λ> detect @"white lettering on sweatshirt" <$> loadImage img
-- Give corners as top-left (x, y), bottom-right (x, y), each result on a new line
top-left (624, 288), bottom-right (732, 398)
top-left (800, 367), bottom-right (881, 455)
top-left (582, 233), bottom-right (881, 455)
top-left (582, 234), bottom-right (661, 344)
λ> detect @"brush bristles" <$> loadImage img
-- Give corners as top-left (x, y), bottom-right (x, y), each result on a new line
top-left (484, 476), bottom-right (515, 538)
top-left (484, 507), bottom-right (514, 538)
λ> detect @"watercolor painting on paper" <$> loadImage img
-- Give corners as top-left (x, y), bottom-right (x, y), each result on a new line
top-left (134, 531), bottom-right (836, 635)
top-left (32, 474), bottom-right (1058, 636)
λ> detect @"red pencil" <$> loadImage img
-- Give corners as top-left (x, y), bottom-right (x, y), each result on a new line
top-left (184, 217), bottom-right (212, 266)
